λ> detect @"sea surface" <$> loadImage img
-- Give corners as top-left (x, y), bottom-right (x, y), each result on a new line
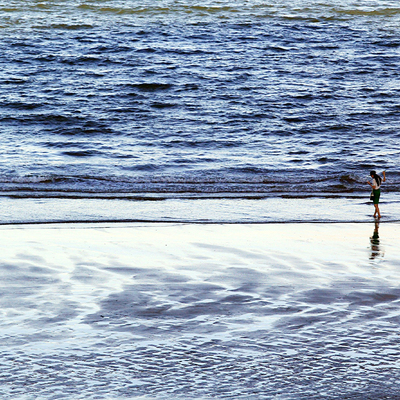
top-left (2, 3), bottom-right (400, 400)
top-left (1, 0), bottom-right (400, 223)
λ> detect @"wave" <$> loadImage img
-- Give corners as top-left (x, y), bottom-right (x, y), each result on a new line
top-left (74, 3), bottom-right (400, 18)
top-left (34, 23), bottom-right (94, 30)
top-left (1, 0), bottom-right (399, 211)
top-left (126, 83), bottom-right (173, 92)
top-left (3, 1), bottom-right (400, 31)
top-left (0, 170), bottom-right (397, 200)
top-left (334, 7), bottom-right (400, 17)
top-left (77, 4), bottom-right (240, 16)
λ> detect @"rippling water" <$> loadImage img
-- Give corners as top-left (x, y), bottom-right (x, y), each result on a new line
top-left (2, 3), bottom-right (400, 398)
top-left (1, 0), bottom-right (400, 208)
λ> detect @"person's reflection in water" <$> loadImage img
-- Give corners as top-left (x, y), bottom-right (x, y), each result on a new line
top-left (370, 221), bottom-right (381, 260)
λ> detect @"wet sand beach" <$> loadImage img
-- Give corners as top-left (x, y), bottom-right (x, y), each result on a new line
top-left (1, 222), bottom-right (400, 399)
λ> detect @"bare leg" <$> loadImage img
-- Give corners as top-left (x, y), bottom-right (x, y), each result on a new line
top-left (374, 204), bottom-right (381, 219)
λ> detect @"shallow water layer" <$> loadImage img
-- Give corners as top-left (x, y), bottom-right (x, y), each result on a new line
top-left (0, 222), bottom-right (399, 399)
top-left (0, 194), bottom-right (399, 224)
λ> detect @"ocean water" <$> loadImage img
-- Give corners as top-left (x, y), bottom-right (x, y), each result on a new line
top-left (2, 3), bottom-right (400, 399)
top-left (1, 0), bottom-right (400, 223)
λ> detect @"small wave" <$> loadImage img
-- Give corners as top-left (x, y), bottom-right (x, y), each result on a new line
top-left (0, 175), bottom-right (63, 184)
top-left (78, 5), bottom-right (177, 16)
top-left (3, 101), bottom-right (42, 110)
top-left (288, 150), bottom-right (309, 155)
top-left (43, 141), bottom-right (85, 149)
top-left (161, 139), bottom-right (242, 149)
top-left (283, 116), bottom-right (307, 123)
top-left (35, 23), bottom-right (94, 30)
top-left (62, 150), bottom-right (102, 157)
top-left (135, 47), bottom-right (157, 53)
top-left (77, 4), bottom-right (238, 17)
top-left (340, 175), bottom-right (358, 184)
top-left (150, 102), bottom-right (176, 109)
top-left (373, 40), bottom-right (400, 48)
top-left (53, 126), bottom-right (114, 136)
top-left (334, 7), bottom-right (400, 17)
top-left (59, 55), bottom-right (103, 65)
top-left (127, 83), bottom-right (173, 92)
top-left (91, 44), bottom-right (132, 54)
top-left (34, 114), bottom-right (76, 123)
top-left (1, 77), bottom-right (29, 85)
top-left (318, 157), bottom-right (338, 164)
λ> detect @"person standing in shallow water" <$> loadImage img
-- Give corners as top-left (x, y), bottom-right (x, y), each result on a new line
top-left (367, 170), bottom-right (386, 219)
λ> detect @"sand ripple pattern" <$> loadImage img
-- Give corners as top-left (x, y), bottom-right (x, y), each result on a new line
top-left (0, 223), bottom-right (399, 398)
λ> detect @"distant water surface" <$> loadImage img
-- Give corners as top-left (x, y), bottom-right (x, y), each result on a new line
top-left (1, 0), bottom-right (400, 221)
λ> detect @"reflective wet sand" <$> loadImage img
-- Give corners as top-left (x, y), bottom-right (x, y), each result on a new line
top-left (0, 222), bottom-right (399, 399)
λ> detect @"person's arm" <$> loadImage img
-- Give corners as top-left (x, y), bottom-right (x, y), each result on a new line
top-left (383, 171), bottom-right (386, 182)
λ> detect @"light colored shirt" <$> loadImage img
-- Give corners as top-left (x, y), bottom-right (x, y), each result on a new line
top-left (372, 178), bottom-right (381, 190)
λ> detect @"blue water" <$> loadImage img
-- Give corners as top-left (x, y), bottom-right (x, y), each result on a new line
top-left (1, 0), bottom-right (399, 220)
top-left (2, 3), bottom-right (400, 399)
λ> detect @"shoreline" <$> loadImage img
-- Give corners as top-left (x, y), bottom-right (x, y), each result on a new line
top-left (0, 194), bottom-right (398, 225)
top-left (0, 218), bottom-right (399, 226)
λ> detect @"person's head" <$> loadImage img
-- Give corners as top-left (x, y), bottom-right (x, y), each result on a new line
top-left (370, 170), bottom-right (382, 185)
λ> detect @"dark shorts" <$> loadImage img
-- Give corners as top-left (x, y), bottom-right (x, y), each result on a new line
top-left (373, 189), bottom-right (381, 204)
